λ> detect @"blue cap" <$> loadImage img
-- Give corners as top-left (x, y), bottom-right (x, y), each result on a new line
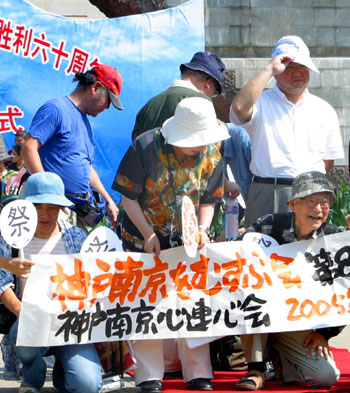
top-left (23, 172), bottom-right (74, 207)
top-left (180, 51), bottom-right (225, 94)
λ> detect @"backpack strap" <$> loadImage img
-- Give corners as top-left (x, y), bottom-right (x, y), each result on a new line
top-left (322, 222), bottom-right (341, 236)
top-left (268, 213), bottom-right (292, 245)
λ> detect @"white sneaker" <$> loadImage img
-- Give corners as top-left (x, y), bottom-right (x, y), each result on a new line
top-left (18, 381), bottom-right (41, 393)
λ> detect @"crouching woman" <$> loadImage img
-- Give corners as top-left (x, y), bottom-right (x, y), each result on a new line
top-left (0, 172), bottom-right (103, 393)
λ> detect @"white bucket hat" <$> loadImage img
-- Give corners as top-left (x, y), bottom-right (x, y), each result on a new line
top-left (272, 35), bottom-right (319, 73)
top-left (161, 97), bottom-right (230, 147)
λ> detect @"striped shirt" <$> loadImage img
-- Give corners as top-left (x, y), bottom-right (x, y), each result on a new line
top-left (18, 232), bottom-right (67, 300)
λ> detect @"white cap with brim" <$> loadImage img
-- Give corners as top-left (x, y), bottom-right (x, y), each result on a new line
top-left (161, 97), bottom-right (230, 147)
top-left (272, 35), bottom-right (319, 73)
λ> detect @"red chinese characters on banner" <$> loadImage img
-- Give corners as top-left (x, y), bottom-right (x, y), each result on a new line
top-left (0, 17), bottom-right (99, 73)
top-left (0, 106), bottom-right (24, 133)
top-left (12, 24), bottom-right (31, 55)
top-left (66, 47), bottom-right (90, 75)
top-left (50, 250), bottom-right (279, 312)
top-left (0, 19), bottom-right (13, 51)
top-left (111, 256), bottom-right (144, 304)
top-left (31, 32), bottom-right (51, 63)
top-left (270, 252), bottom-right (301, 288)
top-left (139, 256), bottom-right (168, 303)
top-left (51, 40), bottom-right (70, 70)
top-left (51, 258), bottom-right (91, 312)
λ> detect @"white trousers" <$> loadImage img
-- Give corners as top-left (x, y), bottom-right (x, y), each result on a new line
top-left (163, 339), bottom-right (182, 372)
top-left (241, 331), bottom-right (340, 388)
top-left (132, 338), bottom-right (213, 385)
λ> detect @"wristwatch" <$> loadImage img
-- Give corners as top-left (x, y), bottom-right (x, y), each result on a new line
top-left (198, 225), bottom-right (210, 235)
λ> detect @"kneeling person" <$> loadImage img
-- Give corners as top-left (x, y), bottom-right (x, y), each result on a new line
top-left (0, 172), bottom-right (103, 393)
top-left (236, 171), bottom-right (343, 391)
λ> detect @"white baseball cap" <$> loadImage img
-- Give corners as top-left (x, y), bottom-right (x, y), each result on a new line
top-left (272, 35), bottom-right (319, 73)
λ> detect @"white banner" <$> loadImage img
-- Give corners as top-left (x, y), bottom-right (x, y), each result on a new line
top-left (17, 231), bottom-right (350, 346)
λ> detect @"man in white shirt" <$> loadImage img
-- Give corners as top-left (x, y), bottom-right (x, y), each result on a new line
top-left (230, 35), bottom-right (344, 227)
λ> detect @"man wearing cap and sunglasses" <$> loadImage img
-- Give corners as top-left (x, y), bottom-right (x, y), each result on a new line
top-left (235, 171), bottom-right (344, 391)
top-left (113, 96), bottom-right (230, 393)
top-left (131, 51), bottom-right (224, 141)
top-left (230, 35), bottom-right (344, 228)
top-left (22, 64), bottom-right (123, 229)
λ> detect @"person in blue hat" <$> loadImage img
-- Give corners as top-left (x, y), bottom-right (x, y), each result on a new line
top-left (131, 51), bottom-right (225, 141)
top-left (0, 172), bottom-right (103, 393)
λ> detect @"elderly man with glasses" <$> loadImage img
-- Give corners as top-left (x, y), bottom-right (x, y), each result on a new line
top-left (235, 171), bottom-right (344, 391)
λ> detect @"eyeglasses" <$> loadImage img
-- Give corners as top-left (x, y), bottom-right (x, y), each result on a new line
top-left (300, 197), bottom-right (330, 209)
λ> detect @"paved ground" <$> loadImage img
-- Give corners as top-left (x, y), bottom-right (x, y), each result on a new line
top-left (0, 335), bottom-right (138, 392)
top-left (1, 327), bottom-right (349, 392)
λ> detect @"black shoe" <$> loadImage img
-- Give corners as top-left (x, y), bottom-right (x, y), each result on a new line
top-left (139, 380), bottom-right (162, 393)
top-left (187, 378), bottom-right (213, 391)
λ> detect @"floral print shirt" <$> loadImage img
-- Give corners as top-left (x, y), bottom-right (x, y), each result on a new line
top-left (112, 129), bottom-right (224, 248)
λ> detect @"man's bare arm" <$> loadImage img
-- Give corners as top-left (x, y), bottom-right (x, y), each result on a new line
top-left (22, 136), bottom-right (44, 174)
top-left (90, 166), bottom-right (119, 228)
top-left (231, 55), bottom-right (294, 122)
top-left (323, 159), bottom-right (334, 174)
top-left (122, 196), bottom-right (160, 256)
top-left (0, 288), bottom-right (21, 318)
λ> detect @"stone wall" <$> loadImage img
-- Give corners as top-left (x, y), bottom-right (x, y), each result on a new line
top-left (205, 0), bottom-right (350, 58)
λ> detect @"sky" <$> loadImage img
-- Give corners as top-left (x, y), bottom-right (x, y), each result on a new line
top-left (0, 0), bottom-right (204, 199)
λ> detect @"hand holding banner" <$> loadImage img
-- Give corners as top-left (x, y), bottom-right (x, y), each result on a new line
top-left (17, 231), bottom-right (350, 347)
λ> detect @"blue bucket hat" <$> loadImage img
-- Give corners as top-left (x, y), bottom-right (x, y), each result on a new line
top-left (180, 51), bottom-right (225, 94)
top-left (23, 172), bottom-right (73, 207)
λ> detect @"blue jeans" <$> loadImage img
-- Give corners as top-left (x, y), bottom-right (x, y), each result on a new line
top-left (9, 322), bottom-right (103, 393)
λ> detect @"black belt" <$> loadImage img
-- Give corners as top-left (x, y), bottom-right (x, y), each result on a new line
top-left (66, 192), bottom-right (88, 199)
top-left (253, 176), bottom-right (294, 186)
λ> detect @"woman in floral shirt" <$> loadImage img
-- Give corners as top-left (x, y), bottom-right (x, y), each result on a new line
top-left (112, 97), bottom-right (229, 393)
